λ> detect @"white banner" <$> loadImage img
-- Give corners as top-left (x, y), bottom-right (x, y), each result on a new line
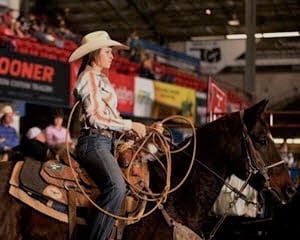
top-left (134, 77), bottom-right (155, 118)
top-left (186, 40), bottom-right (245, 74)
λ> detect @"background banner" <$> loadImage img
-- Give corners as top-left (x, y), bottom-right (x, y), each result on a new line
top-left (195, 91), bottom-right (207, 126)
top-left (0, 48), bottom-right (70, 107)
top-left (186, 39), bottom-right (245, 75)
top-left (153, 81), bottom-right (196, 123)
top-left (109, 70), bottom-right (134, 115)
top-left (134, 77), bottom-right (155, 118)
top-left (207, 78), bottom-right (228, 121)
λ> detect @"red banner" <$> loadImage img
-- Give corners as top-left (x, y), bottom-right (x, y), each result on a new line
top-left (207, 78), bottom-right (227, 121)
top-left (109, 70), bottom-right (134, 115)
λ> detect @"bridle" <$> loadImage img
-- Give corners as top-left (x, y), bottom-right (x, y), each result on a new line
top-left (189, 110), bottom-right (286, 240)
top-left (239, 110), bottom-right (285, 203)
top-left (185, 110), bottom-right (285, 204)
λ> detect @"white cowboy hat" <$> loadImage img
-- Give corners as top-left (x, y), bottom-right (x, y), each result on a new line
top-left (0, 105), bottom-right (14, 117)
top-left (68, 30), bottom-right (129, 62)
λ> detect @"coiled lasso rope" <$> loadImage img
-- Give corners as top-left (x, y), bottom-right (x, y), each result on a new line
top-left (65, 100), bottom-right (197, 221)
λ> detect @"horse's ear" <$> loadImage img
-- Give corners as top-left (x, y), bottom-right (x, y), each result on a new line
top-left (244, 99), bottom-right (269, 128)
top-left (252, 99), bottom-right (269, 117)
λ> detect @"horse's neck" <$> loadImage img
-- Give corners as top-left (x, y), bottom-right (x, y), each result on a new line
top-left (162, 151), bottom-right (226, 231)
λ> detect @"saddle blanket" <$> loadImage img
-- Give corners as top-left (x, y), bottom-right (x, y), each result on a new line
top-left (9, 160), bottom-right (70, 222)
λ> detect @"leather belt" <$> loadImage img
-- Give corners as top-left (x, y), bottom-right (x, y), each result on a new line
top-left (80, 128), bottom-right (114, 139)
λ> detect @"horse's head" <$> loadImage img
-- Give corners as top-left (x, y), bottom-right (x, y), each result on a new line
top-left (240, 99), bottom-right (296, 204)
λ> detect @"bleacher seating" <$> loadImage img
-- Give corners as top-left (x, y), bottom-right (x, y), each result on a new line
top-left (0, 35), bottom-right (75, 62)
top-left (1, 28), bottom-right (208, 92)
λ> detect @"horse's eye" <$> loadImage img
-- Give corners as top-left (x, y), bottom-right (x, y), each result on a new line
top-left (252, 134), bottom-right (268, 146)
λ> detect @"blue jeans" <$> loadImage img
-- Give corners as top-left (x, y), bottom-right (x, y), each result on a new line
top-left (76, 134), bottom-right (126, 240)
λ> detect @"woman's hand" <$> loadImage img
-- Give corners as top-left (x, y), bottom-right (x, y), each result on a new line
top-left (132, 122), bottom-right (146, 138)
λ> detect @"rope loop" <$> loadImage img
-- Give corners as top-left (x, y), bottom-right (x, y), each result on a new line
top-left (66, 101), bottom-right (197, 221)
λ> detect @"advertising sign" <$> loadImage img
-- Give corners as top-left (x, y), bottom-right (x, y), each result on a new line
top-left (195, 91), bottom-right (207, 126)
top-left (186, 39), bottom-right (245, 74)
top-left (0, 49), bottom-right (70, 107)
top-left (153, 81), bottom-right (196, 123)
top-left (109, 70), bottom-right (134, 115)
top-left (134, 77), bottom-right (155, 118)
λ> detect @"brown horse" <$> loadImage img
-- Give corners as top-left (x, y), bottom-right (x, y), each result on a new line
top-left (0, 99), bottom-right (295, 240)
top-left (123, 99), bottom-right (295, 240)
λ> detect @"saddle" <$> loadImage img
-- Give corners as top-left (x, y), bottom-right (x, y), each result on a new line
top-left (8, 143), bottom-right (150, 236)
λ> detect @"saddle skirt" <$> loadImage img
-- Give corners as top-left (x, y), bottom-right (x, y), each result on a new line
top-left (9, 156), bottom-right (100, 223)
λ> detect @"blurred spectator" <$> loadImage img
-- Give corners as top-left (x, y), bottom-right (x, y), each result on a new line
top-left (1, 9), bottom-right (13, 26)
top-left (1, 14), bottom-right (14, 36)
top-left (1, 10), bottom-right (80, 54)
top-left (28, 16), bottom-right (62, 48)
top-left (45, 109), bottom-right (73, 152)
top-left (17, 15), bottom-right (31, 37)
top-left (29, 19), bottom-right (56, 45)
top-left (45, 24), bottom-right (64, 48)
top-left (0, 105), bottom-right (19, 150)
top-left (13, 127), bottom-right (51, 162)
top-left (29, 18), bottom-right (46, 41)
top-left (0, 9), bottom-right (16, 50)
top-left (160, 73), bottom-right (175, 83)
top-left (12, 19), bottom-right (26, 38)
top-left (55, 19), bottom-right (80, 45)
top-left (127, 30), bottom-right (144, 63)
top-left (138, 52), bottom-right (155, 79)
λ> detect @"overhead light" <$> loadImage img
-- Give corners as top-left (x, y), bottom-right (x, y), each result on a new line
top-left (262, 31), bottom-right (300, 38)
top-left (205, 9), bottom-right (212, 15)
top-left (226, 31), bottom-right (299, 40)
top-left (273, 138), bottom-right (300, 144)
top-left (226, 33), bottom-right (263, 39)
top-left (255, 33), bottom-right (263, 39)
top-left (191, 31), bottom-right (299, 41)
top-left (191, 35), bottom-right (225, 41)
top-left (227, 14), bottom-right (240, 26)
top-left (227, 19), bottom-right (240, 26)
top-left (273, 138), bottom-right (284, 144)
top-left (226, 34), bottom-right (247, 39)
